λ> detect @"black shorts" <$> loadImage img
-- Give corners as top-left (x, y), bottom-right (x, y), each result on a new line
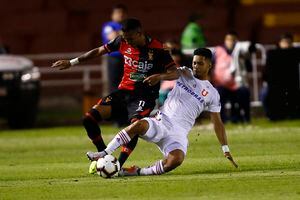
top-left (97, 90), bottom-right (157, 124)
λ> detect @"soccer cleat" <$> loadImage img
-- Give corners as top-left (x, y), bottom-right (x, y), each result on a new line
top-left (118, 166), bottom-right (141, 177)
top-left (88, 161), bottom-right (97, 174)
top-left (86, 151), bottom-right (106, 161)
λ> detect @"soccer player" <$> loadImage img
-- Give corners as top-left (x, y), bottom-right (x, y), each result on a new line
top-left (51, 18), bottom-right (177, 167)
top-left (87, 48), bottom-right (238, 176)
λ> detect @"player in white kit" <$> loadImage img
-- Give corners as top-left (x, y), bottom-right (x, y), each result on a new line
top-left (87, 48), bottom-right (238, 176)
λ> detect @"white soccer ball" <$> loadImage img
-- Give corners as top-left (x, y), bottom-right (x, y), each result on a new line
top-left (96, 155), bottom-right (120, 178)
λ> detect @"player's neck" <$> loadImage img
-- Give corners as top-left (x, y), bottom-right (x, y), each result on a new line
top-left (195, 74), bottom-right (209, 80)
top-left (138, 35), bottom-right (147, 47)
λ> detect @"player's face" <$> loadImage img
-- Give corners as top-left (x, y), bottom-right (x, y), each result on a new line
top-left (121, 31), bottom-right (143, 47)
top-left (112, 8), bottom-right (127, 23)
top-left (279, 38), bottom-right (293, 49)
top-left (192, 55), bottom-right (211, 78)
top-left (224, 34), bottom-right (237, 50)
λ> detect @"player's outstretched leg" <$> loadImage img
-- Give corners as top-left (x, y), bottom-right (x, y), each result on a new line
top-left (119, 149), bottom-right (185, 176)
top-left (86, 120), bottom-right (148, 161)
top-left (83, 104), bottom-right (112, 152)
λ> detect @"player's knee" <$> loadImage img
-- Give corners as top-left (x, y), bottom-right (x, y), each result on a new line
top-left (126, 119), bottom-right (149, 136)
top-left (163, 151), bottom-right (185, 172)
top-left (82, 108), bottom-right (102, 125)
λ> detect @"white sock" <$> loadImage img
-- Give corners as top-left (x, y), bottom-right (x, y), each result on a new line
top-left (140, 160), bottom-right (165, 175)
top-left (105, 130), bottom-right (131, 154)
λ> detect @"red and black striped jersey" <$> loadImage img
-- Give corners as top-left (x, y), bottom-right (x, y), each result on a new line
top-left (104, 35), bottom-right (175, 94)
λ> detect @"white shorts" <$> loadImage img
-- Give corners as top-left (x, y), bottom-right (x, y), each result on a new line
top-left (140, 115), bottom-right (188, 157)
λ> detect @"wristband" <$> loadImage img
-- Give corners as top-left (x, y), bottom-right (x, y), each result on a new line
top-left (70, 58), bottom-right (79, 66)
top-left (222, 145), bottom-right (230, 153)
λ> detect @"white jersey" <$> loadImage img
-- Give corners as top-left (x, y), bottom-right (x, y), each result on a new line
top-left (160, 67), bottom-right (221, 134)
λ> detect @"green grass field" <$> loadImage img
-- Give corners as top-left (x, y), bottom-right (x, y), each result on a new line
top-left (0, 119), bottom-right (299, 199)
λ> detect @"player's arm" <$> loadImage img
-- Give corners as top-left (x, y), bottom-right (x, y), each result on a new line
top-left (143, 48), bottom-right (181, 86)
top-left (51, 46), bottom-right (108, 70)
top-left (143, 65), bottom-right (179, 86)
top-left (210, 112), bottom-right (228, 146)
top-left (159, 65), bottom-right (180, 80)
top-left (210, 112), bottom-right (238, 168)
top-left (159, 65), bottom-right (195, 80)
top-left (144, 64), bottom-right (195, 86)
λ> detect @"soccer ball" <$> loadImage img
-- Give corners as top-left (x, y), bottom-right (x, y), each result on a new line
top-left (96, 155), bottom-right (120, 178)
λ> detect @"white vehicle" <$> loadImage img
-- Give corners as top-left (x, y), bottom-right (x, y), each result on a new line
top-left (0, 55), bottom-right (40, 128)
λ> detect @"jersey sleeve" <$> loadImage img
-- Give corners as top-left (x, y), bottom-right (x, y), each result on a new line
top-left (160, 50), bottom-right (176, 69)
top-left (207, 90), bottom-right (221, 112)
top-left (178, 66), bottom-right (194, 80)
top-left (104, 36), bottom-right (122, 53)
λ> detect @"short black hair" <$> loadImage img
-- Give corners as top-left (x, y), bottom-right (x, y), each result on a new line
top-left (112, 4), bottom-right (128, 12)
top-left (226, 30), bottom-right (238, 37)
top-left (170, 48), bottom-right (183, 56)
top-left (193, 48), bottom-right (212, 60)
top-left (121, 18), bottom-right (142, 32)
top-left (280, 32), bottom-right (294, 41)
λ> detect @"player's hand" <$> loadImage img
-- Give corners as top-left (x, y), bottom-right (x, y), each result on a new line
top-left (51, 60), bottom-right (71, 70)
top-left (143, 74), bottom-right (161, 86)
top-left (224, 152), bottom-right (238, 168)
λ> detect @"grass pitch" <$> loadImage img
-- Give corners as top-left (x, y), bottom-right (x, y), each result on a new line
top-left (0, 119), bottom-right (299, 199)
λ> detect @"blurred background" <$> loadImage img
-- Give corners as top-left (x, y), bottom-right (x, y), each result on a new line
top-left (0, 0), bottom-right (299, 128)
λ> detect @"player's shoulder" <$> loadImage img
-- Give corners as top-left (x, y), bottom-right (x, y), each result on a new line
top-left (147, 36), bottom-right (164, 49)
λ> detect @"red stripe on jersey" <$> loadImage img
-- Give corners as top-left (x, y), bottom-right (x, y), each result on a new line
top-left (96, 98), bottom-right (103, 105)
top-left (148, 38), bottom-right (163, 49)
top-left (139, 108), bottom-right (151, 117)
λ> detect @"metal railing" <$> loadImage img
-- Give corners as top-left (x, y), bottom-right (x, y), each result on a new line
top-left (38, 65), bottom-right (104, 91)
top-left (22, 53), bottom-right (109, 95)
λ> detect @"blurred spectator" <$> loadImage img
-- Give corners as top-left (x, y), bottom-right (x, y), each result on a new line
top-left (262, 33), bottom-right (300, 120)
top-left (164, 38), bottom-right (181, 50)
top-left (101, 4), bottom-right (128, 92)
top-left (212, 31), bottom-right (252, 123)
top-left (278, 33), bottom-right (294, 49)
top-left (181, 14), bottom-right (206, 50)
top-left (260, 33), bottom-right (294, 112)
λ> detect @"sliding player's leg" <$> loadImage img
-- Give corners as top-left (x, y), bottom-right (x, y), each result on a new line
top-left (119, 117), bottom-right (187, 176)
top-left (119, 149), bottom-right (185, 176)
top-left (87, 119), bottom-right (150, 161)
